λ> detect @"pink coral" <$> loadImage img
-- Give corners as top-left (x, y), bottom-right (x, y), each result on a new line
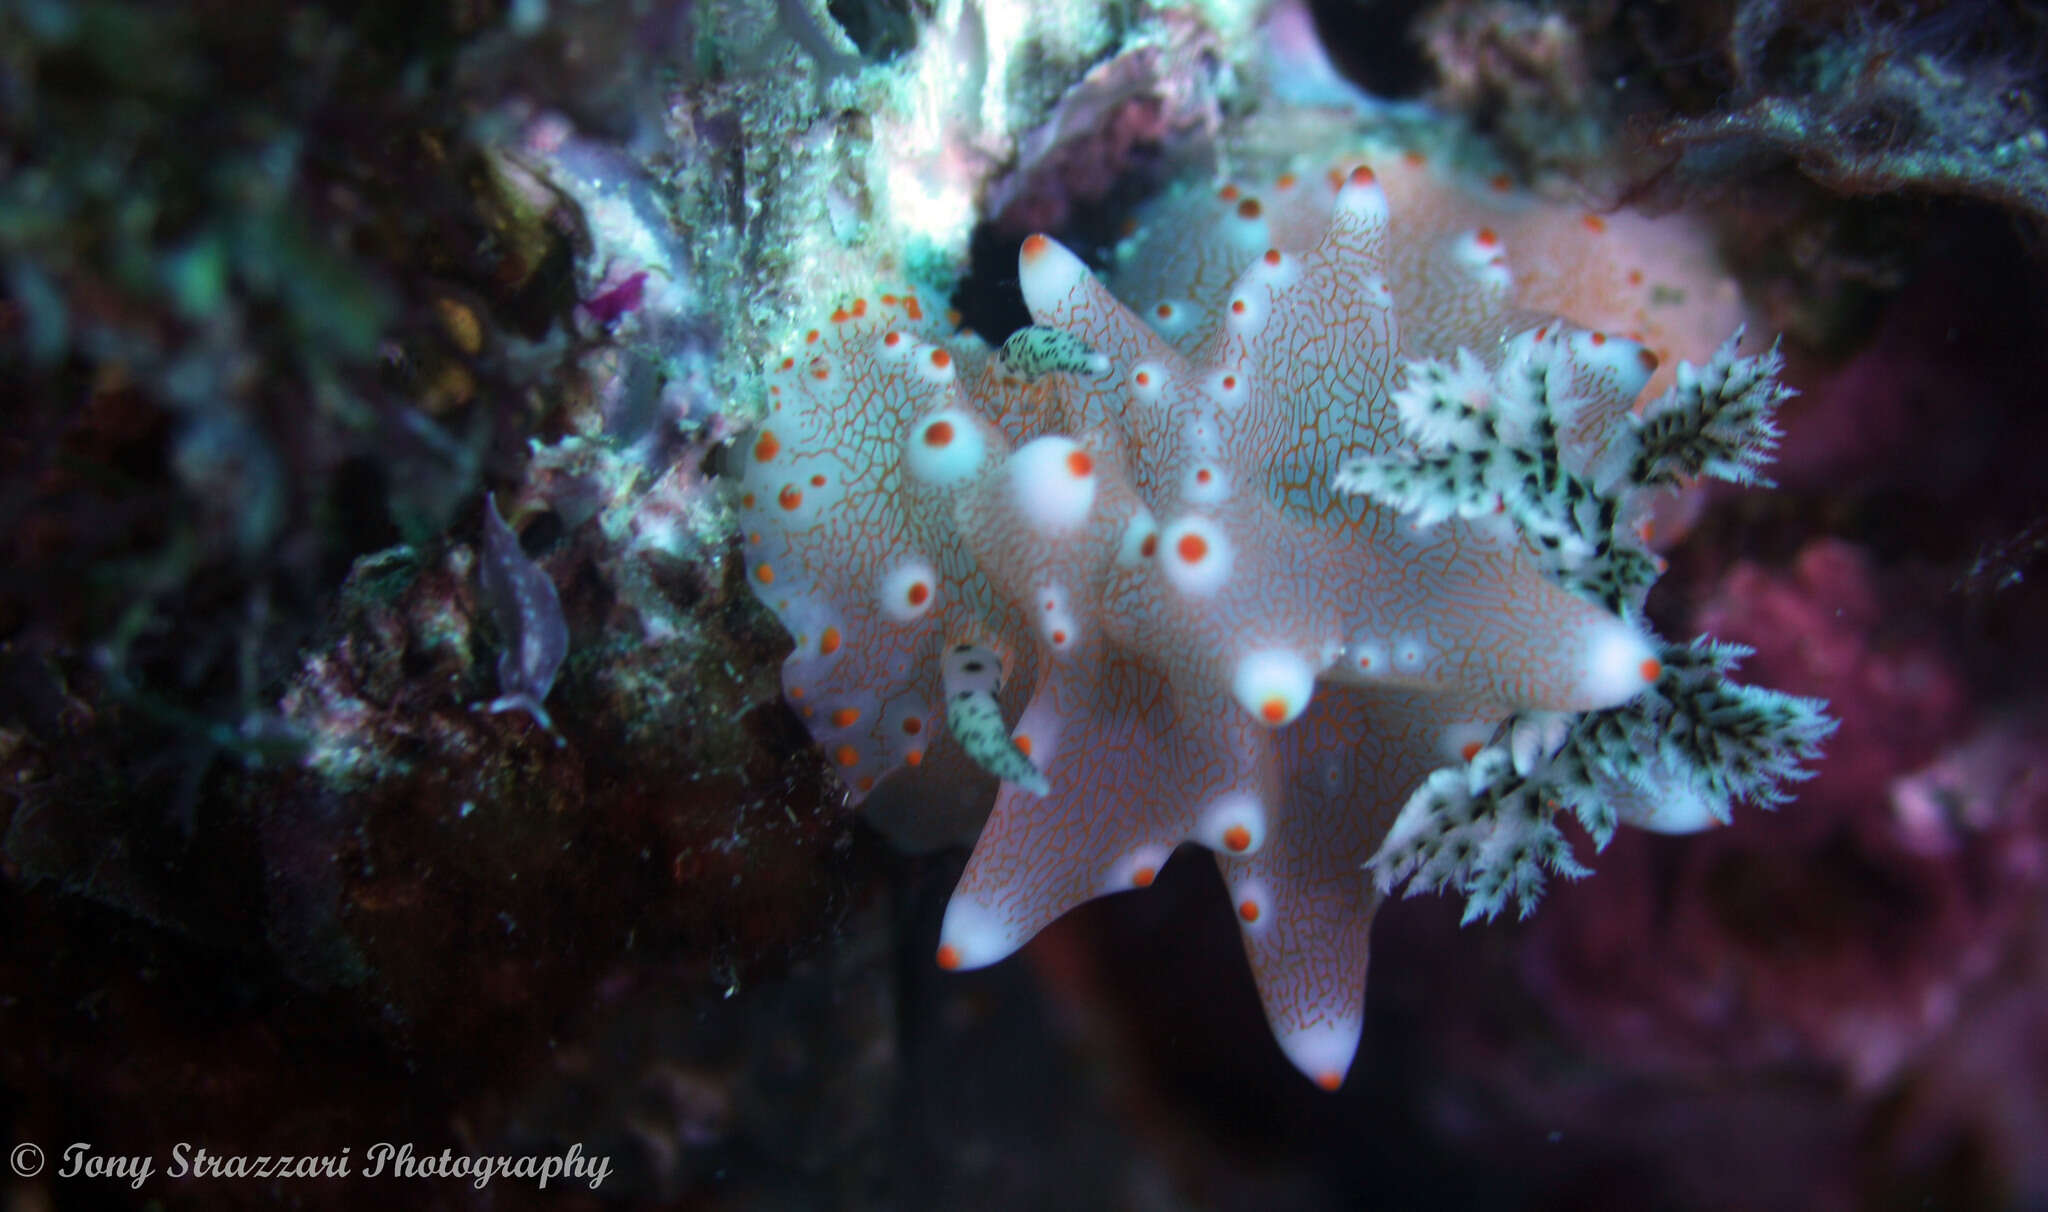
top-left (736, 146), bottom-right (1754, 1086)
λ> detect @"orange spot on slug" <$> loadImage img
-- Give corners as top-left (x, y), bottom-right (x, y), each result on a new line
top-left (1223, 824), bottom-right (1251, 853)
top-left (1133, 867), bottom-right (1156, 888)
top-left (924, 420), bottom-right (955, 447)
top-left (1239, 900), bottom-right (1260, 923)
top-left (831, 708), bottom-right (861, 728)
top-left (935, 944), bottom-right (962, 970)
top-left (1176, 533), bottom-right (1209, 564)
top-left (1066, 450), bottom-right (1094, 477)
top-left (819, 627), bottom-right (842, 655)
top-left (834, 744), bottom-right (858, 767)
top-left (1640, 658), bottom-right (1663, 682)
top-left (753, 431), bottom-right (780, 461)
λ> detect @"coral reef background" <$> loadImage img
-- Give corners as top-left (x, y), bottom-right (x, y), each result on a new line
top-left (2, 0), bottom-right (2046, 1209)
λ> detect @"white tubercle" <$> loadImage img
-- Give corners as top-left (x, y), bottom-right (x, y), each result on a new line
top-left (1578, 619), bottom-right (1661, 708)
top-left (904, 410), bottom-right (987, 487)
top-left (877, 558), bottom-right (939, 622)
top-left (1232, 648), bottom-right (1316, 727)
top-left (1018, 234), bottom-right (1092, 315)
top-left (1197, 791), bottom-right (1267, 856)
top-left (1275, 1015), bottom-right (1363, 1093)
top-left (936, 895), bottom-right (1024, 970)
top-left (1157, 515), bottom-right (1232, 597)
top-left (1009, 436), bottom-right (1098, 535)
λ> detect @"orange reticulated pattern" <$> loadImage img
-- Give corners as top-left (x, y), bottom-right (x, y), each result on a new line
top-left (736, 151), bottom-right (1744, 1087)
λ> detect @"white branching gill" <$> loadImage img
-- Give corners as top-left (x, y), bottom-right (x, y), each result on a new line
top-left (1628, 330), bottom-right (1793, 490)
top-left (1339, 327), bottom-right (1835, 922)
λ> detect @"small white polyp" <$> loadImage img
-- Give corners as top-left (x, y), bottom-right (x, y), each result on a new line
top-left (1578, 619), bottom-right (1660, 708)
top-left (1232, 648), bottom-right (1316, 727)
top-left (1009, 436), bottom-right (1097, 535)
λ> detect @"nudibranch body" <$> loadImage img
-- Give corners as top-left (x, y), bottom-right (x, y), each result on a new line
top-left (736, 147), bottom-right (1752, 1088)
